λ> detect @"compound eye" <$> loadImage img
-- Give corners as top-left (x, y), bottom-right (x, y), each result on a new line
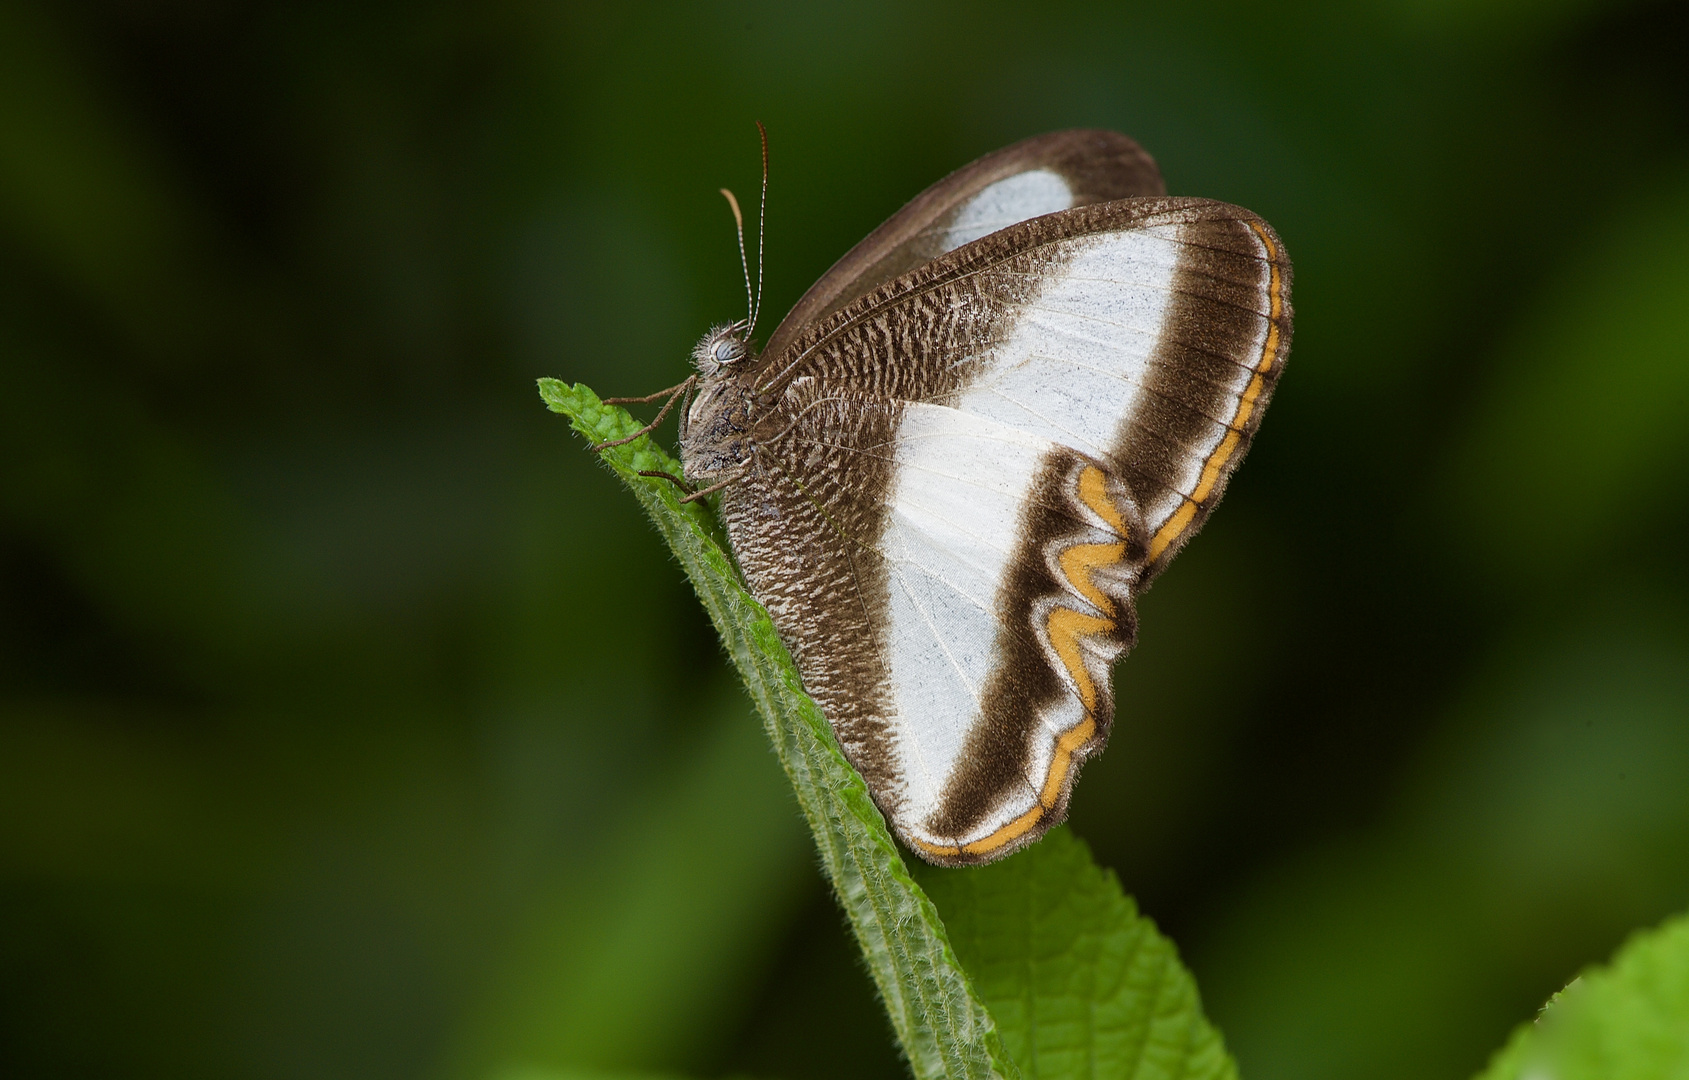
top-left (714, 340), bottom-right (741, 363)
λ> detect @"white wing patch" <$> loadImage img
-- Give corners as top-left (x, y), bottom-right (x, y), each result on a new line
top-left (943, 169), bottom-right (1073, 251)
top-left (956, 226), bottom-right (1182, 456)
top-left (879, 404), bottom-right (1056, 825)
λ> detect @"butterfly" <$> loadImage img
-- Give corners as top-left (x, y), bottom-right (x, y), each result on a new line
top-left (617, 129), bottom-right (1291, 865)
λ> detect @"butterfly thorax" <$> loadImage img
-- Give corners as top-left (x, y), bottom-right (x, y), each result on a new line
top-left (681, 323), bottom-right (759, 482)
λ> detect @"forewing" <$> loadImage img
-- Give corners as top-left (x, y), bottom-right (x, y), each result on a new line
top-left (762, 196), bottom-right (1292, 576)
top-left (732, 196), bottom-right (1292, 864)
top-left (759, 130), bottom-right (1164, 361)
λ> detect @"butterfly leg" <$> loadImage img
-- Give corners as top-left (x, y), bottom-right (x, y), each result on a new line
top-left (636, 469), bottom-right (692, 492)
top-left (602, 377), bottom-right (696, 405)
top-left (678, 468), bottom-right (745, 504)
top-left (595, 375), bottom-right (697, 450)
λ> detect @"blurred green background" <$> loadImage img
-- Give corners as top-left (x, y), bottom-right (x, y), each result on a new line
top-left (2, 1), bottom-right (1687, 1078)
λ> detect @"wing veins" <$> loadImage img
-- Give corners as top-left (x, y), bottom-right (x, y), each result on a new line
top-left (1002, 351), bottom-right (1249, 431)
top-left (1015, 310), bottom-right (1261, 389)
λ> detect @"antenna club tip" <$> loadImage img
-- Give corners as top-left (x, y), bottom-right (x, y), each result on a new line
top-left (719, 188), bottom-right (745, 229)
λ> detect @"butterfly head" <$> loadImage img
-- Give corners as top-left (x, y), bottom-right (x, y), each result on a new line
top-left (691, 321), bottom-right (753, 376)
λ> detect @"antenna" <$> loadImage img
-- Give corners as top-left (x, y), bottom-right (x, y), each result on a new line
top-left (751, 120), bottom-right (768, 337)
top-left (718, 187), bottom-right (753, 328)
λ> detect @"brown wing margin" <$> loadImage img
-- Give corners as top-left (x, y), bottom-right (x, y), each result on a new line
top-left (1127, 215), bottom-right (1294, 581)
top-left (759, 129), bottom-right (1165, 362)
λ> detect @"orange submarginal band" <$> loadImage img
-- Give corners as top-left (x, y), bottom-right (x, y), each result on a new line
top-left (1065, 466), bottom-right (1127, 612)
top-left (1046, 607), bottom-right (1113, 712)
top-left (1077, 465), bottom-right (1128, 534)
top-left (910, 715), bottom-right (1099, 861)
top-left (1036, 716), bottom-right (1098, 809)
top-left (1146, 220), bottom-right (1284, 564)
top-left (1059, 543), bottom-right (1125, 614)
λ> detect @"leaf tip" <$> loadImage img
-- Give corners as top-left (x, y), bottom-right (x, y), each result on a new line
top-left (537, 377), bottom-right (591, 416)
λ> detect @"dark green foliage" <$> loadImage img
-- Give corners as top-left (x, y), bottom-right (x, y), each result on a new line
top-left (5, 2), bottom-right (1689, 1078)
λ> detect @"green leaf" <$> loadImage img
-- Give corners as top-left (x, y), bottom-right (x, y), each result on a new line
top-left (917, 828), bottom-right (1237, 1080)
top-left (1474, 909), bottom-right (1689, 1080)
top-left (538, 379), bottom-right (1018, 1080)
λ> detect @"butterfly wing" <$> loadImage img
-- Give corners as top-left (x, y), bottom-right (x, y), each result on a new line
top-left (724, 195), bottom-right (1291, 864)
top-left (759, 130), bottom-right (1164, 362)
